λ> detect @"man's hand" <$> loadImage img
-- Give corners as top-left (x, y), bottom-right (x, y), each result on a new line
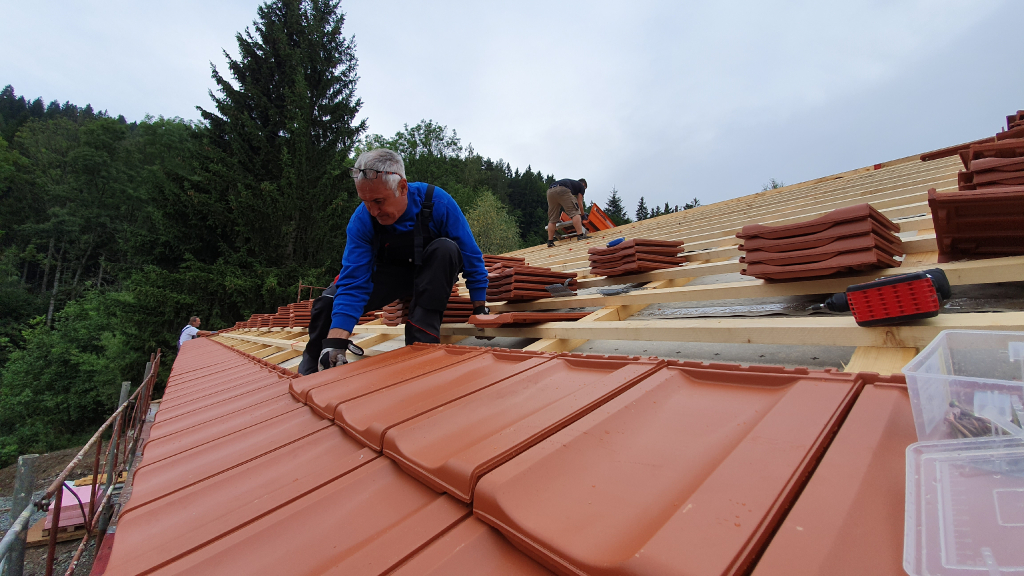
top-left (472, 303), bottom-right (490, 316)
top-left (318, 338), bottom-right (364, 371)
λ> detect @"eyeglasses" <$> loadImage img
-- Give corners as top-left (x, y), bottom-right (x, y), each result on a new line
top-left (349, 168), bottom-right (401, 180)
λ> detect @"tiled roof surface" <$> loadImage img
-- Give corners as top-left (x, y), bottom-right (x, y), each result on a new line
top-left (101, 337), bottom-right (915, 576)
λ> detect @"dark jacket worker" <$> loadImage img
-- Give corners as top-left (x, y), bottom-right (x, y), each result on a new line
top-left (317, 148), bottom-right (489, 371)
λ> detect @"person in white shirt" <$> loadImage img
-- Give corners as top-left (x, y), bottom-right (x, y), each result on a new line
top-left (178, 316), bottom-right (216, 349)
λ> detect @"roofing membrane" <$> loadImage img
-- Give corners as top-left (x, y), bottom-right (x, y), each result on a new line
top-left (103, 336), bottom-right (922, 575)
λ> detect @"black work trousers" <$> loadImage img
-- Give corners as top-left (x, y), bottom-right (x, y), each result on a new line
top-left (298, 238), bottom-right (463, 375)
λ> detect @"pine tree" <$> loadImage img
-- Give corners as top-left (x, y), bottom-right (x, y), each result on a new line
top-left (635, 196), bottom-right (649, 221)
top-left (603, 187), bottom-right (631, 225)
top-left (684, 197), bottom-right (701, 210)
top-left (198, 0), bottom-right (366, 268)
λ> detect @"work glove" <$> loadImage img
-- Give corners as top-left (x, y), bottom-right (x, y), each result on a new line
top-left (471, 305), bottom-right (495, 340)
top-left (318, 338), bottom-right (365, 371)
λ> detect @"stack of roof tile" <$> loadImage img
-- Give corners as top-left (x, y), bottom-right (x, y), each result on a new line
top-left (382, 299), bottom-right (411, 326)
top-left (738, 204), bottom-right (903, 281)
top-left (287, 300), bottom-right (313, 328)
top-left (1008, 109), bottom-right (1024, 130)
top-left (929, 115), bottom-right (1024, 262)
top-left (587, 239), bottom-right (686, 277)
top-left (380, 288), bottom-right (478, 326)
top-left (357, 310), bottom-right (380, 325)
top-left (270, 305), bottom-right (294, 328)
top-left (486, 262), bottom-right (577, 301)
top-left (957, 139), bottom-right (1024, 190)
top-left (442, 286), bottom-right (475, 324)
top-left (249, 313), bottom-right (274, 329)
top-left (483, 254), bottom-right (526, 267)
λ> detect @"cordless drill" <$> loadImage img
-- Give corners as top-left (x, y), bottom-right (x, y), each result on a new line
top-left (811, 268), bottom-right (951, 327)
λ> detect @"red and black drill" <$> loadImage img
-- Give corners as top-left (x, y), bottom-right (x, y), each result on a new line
top-left (810, 268), bottom-right (951, 327)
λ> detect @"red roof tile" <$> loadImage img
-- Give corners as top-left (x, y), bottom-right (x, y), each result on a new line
top-left (307, 346), bottom-right (488, 420)
top-left (740, 233), bottom-right (903, 265)
top-left (752, 383), bottom-right (915, 576)
top-left (336, 350), bottom-right (553, 450)
top-left (122, 408), bottom-right (330, 515)
top-left (737, 203), bottom-right (899, 240)
top-left (143, 459), bottom-right (469, 576)
top-left (390, 516), bottom-right (555, 575)
top-left (105, 427), bottom-right (375, 575)
top-left (288, 343), bottom-right (437, 403)
top-left (383, 354), bottom-right (664, 502)
top-left (473, 361), bottom-right (862, 576)
top-left (103, 338), bottom-right (919, 575)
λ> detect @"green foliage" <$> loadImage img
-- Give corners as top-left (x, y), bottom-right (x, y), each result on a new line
top-left (197, 0), bottom-right (365, 269)
top-left (603, 187), bottom-right (632, 225)
top-left (359, 120), bottom-right (550, 246)
top-left (0, 0), bottom-right (569, 465)
top-left (635, 196), bottom-right (649, 221)
top-left (762, 178), bottom-right (785, 191)
top-left (465, 191), bottom-right (521, 255)
top-left (684, 197), bottom-right (701, 209)
top-left (0, 291), bottom-right (135, 467)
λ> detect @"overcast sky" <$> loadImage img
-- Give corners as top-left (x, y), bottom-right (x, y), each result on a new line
top-left (2, 0), bottom-right (1022, 213)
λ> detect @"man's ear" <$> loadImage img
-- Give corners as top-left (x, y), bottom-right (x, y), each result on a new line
top-left (398, 179), bottom-right (409, 197)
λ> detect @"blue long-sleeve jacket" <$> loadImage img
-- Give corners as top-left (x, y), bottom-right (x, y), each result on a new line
top-left (330, 182), bottom-right (489, 332)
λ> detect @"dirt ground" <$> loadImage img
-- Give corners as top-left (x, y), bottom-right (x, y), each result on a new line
top-left (16, 538), bottom-right (98, 576)
top-left (0, 446), bottom-right (103, 495)
top-left (1, 445), bottom-right (111, 576)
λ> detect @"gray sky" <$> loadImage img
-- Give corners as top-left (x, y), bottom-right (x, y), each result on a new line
top-left (2, 0), bottom-right (1022, 213)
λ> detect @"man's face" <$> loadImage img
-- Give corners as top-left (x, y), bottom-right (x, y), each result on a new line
top-left (356, 177), bottom-right (408, 226)
top-left (191, 318), bottom-right (201, 328)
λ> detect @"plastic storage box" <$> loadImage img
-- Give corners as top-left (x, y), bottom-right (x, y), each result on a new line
top-left (904, 437), bottom-right (1024, 575)
top-left (903, 330), bottom-right (1024, 441)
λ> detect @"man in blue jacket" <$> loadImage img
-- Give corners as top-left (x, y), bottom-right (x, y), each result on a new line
top-left (316, 148), bottom-right (489, 371)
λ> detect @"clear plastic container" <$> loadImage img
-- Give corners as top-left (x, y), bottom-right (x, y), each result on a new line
top-left (903, 330), bottom-right (1024, 442)
top-left (904, 437), bottom-right (1024, 575)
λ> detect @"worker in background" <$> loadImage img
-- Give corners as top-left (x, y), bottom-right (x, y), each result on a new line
top-left (546, 178), bottom-right (588, 247)
top-left (178, 316), bottom-right (217, 349)
top-left (318, 148), bottom-right (490, 371)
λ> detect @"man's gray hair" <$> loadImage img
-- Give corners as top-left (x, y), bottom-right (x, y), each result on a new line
top-left (354, 149), bottom-right (406, 194)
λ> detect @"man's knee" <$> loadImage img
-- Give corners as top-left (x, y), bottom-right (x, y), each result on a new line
top-left (423, 238), bottom-right (461, 266)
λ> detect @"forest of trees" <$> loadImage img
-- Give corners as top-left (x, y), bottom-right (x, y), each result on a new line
top-left (0, 0), bottom-right (698, 466)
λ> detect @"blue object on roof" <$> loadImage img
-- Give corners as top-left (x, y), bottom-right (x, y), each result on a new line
top-left (607, 237), bottom-right (625, 248)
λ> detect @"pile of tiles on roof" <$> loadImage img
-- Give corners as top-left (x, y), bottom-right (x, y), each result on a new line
top-left (737, 203), bottom-right (904, 281)
top-left (381, 287), bottom-right (477, 326)
top-left (930, 112), bottom-right (1024, 262)
top-left (229, 299), bottom-right (316, 330)
top-left (587, 239), bottom-right (686, 277)
top-left (483, 254), bottom-right (526, 267)
top-left (382, 298), bottom-right (411, 326)
top-left (1008, 109), bottom-right (1024, 130)
top-left (357, 309), bottom-right (381, 325)
top-left (486, 262), bottom-right (578, 301)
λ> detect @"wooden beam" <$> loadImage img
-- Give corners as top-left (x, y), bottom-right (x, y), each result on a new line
top-left (435, 312), bottom-right (1024, 348)
top-left (263, 349), bottom-right (304, 364)
top-left (491, 257), bottom-right (1024, 312)
top-left (523, 278), bottom-right (693, 352)
top-left (844, 347), bottom-right (919, 375)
